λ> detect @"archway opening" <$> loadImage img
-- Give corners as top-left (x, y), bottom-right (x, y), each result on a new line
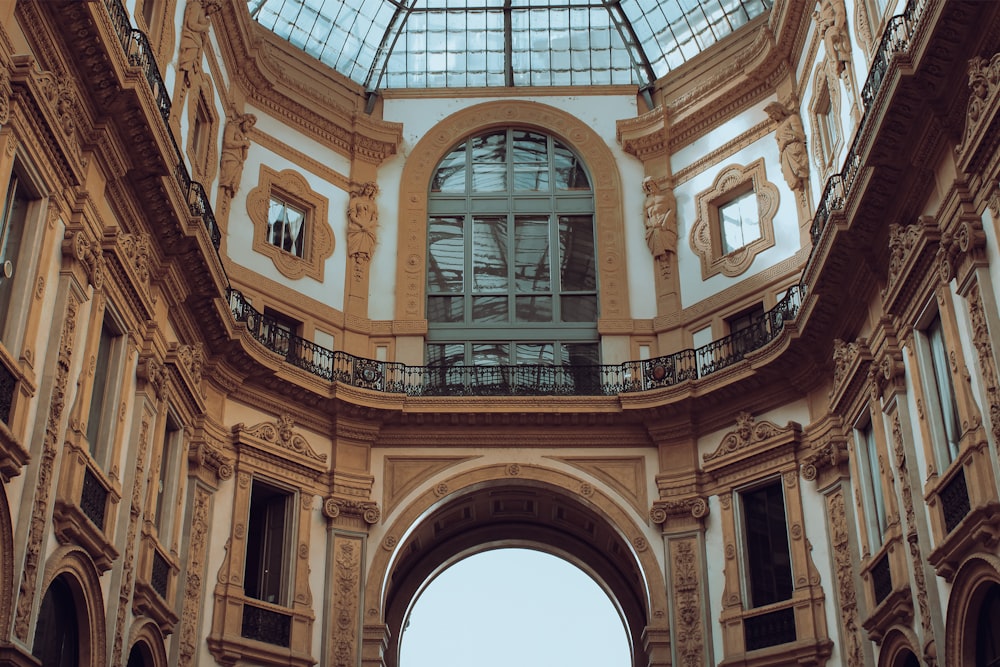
top-left (400, 547), bottom-right (630, 667)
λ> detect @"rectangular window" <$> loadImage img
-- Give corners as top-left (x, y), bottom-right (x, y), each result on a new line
top-left (719, 190), bottom-right (760, 254)
top-left (267, 196), bottom-right (306, 258)
top-left (86, 314), bottom-right (126, 460)
top-left (154, 412), bottom-right (182, 537)
top-left (244, 479), bottom-right (294, 606)
top-left (857, 419), bottom-right (888, 548)
top-left (922, 314), bottom-right (962, 464)
top-left (0, 172), bottom-right (30, 339)
top-left (740, 480), bottom-right (793, 608)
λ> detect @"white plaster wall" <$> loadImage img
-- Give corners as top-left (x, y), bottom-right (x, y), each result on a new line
top-left (225, 105), bottom-right (352, 312)
top-left (673, 101), bottom-right (804, 310)
top-left (379, 94), bottom-right (651, 322)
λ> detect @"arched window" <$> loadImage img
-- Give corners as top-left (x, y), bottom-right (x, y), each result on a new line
top-left (426, 129), bottom-right (599, 367)
top-left (32, 576), bottom-right (80, 667)
top-left (977, 584), bottom-right (1000, 666)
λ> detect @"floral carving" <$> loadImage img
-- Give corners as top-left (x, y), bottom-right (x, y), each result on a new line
top-left (966, 284), bottom-right (1000, 443)
top-left (650, 497), bottom-right (709, 524)
top-left (883, 222), bottom-right (924, 296)
top-left (324, 497), bottom-right (381, 524)
top-left (238, 414), bottom-right (327, 462)
top-left (178, 487), bottom-right (211, 667)
top-left (958, 52), bottom-right (1000, 157)
top-left (672, 540), bottom-right (704, 667)
top-left (703, 412), bottom-right (787, 462)
top-left (15, 297), bottom-right (77, 640)
top-left (332, 540), bottom-right (361, 667)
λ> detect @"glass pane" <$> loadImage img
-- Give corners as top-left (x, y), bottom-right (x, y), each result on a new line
top-left (512, 130), bottom-right (547, 162)
top-left (720, 190), bottom-right (760, 254)
top-left (561, 295), bottom-right (597, 322)
top-left (560, 343), bottom-right (600, 366)
top-left (427, 343), bottom-right (465, 367)
top-left (432, 143), bottom-right (467, 193)
top-left (513, 165), bottom-right (549, 191)
top-left (473, 216), bottom-right (508, 291)
top-left (473, 343), bottom-right (508, 365)
top-left (742, 482), bottom-right (793, 607)
top-left (427, 295), bottom-right (464, 323)
top-left (516, 295), bottom-right (552, 322)
top-left (559, 215), bottom-right (596, 291)
top-left (514, 217), bottom-right (550, 291)
top-left (472, 163), bottom-right (507, 192)
top-left (428, 217), bottom-right (464, 293)
top-left (516, 343), bottom-right (554, 365)
top-left (554, 143), bottom-right (589, 189)
top-left (472, 296), bottom-right (508, 322)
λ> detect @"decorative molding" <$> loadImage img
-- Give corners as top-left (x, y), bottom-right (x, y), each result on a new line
top-left (671, 539), bottom-right (705, 666)
top-left (14, 297), bottom-right (78, 640)
top-left (650, 497), bottom-right (709, 524)
top-left (671, 120), bottom-right (771, 186)
top-left (247, 165), bottom-right (334, 282)
top-left (690, 159), bottom-right (779, 279)
top-left (234, 414), bottom-right (327, 463)
top-left (323, 496), bottom-right (380, 525)
top-left (703, 411), bottom-right (792, 463)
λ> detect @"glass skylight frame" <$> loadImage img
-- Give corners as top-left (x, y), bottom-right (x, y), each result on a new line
top-left (248, 0), bottom-right (772, 91)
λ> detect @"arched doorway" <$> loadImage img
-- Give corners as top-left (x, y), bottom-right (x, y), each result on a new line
top-left (32, 575), bottom-right (80, 667)
top-left (366, 467), bottom-right (667, 667)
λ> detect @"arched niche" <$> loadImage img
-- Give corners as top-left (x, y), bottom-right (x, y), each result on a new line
top-left (945, 553), bottom-right (1000, 666)
top-left (363, 463), bottom-right (668, 667)
top-left (394, 100), bottom-right (631, 338)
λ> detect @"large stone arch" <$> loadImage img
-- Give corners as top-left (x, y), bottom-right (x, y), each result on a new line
top-left (363, 463), bottom-right (669, 667)
top-left (394, 99), bottom-right (631, 333)
top-left (36, 545), bottom-right (107, 666)
top-left (944, 553), bottom-right (1000, 666)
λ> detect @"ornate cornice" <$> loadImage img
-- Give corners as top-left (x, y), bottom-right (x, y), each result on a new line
top-left (703, 411), bottom-right (797, 464)
top-left (650, 496), bottom-right (709, 525)
top-left (213, 0), bottom-right (402, 166)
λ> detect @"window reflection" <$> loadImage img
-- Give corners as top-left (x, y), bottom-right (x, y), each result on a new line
top-left (427, 128), bottom-right (598, 368)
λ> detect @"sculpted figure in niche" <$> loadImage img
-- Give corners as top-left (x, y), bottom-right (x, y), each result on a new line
top-left (642, 177), bottom-right (677, 263)
top-left (177, 0), bottom-right (218, 86)
top-left (815, 0), bottom-right (850, 76)
top-left (765, 102), bottom-right (809, 193)
top-left (348, 182), bottom-right (379, 263)
top-left (218, 113), bottom-right (255, 197)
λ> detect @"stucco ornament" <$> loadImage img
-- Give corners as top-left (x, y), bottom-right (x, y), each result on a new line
top-left (642, 176), bottom-right (678, 264)
top-left (219, 112), bottom-right (256, 197)
top-left (347, 182), bottom-right (379, 264)
top-left (765, 101), bottom-right (809, 193)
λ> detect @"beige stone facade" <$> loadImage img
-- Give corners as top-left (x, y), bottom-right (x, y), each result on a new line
top-left (0, 1), bottom-right (999, 666)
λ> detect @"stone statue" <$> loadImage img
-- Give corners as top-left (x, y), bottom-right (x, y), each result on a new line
top-left (177, 0), bottom-right (218, 86)
top-left (642, 177), bottom-right (677, 263)
top-left (815, 0), bottom-right (850, 76)
top-left (765, 102), bottom-right (809, 193)
top-left (347, 182), bottom-right (379, 263)
top-left (218, 113), bottom-right (255, 197)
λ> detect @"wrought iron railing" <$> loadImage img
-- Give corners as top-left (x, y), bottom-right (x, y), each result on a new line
top-left (743, 606), bottom-right (797, 651)
top-left (151, 548), bottom-right (170, 599)
top-left (102, 0), bottom-right (222, 253)
top-left (0, 361), bottom-right (14, 425)
top-left (228, 285), bottom-right (803, 397)
top-left (940, 466), bottom-right (971, 534)
top-left (80, 467), bottom-right (109, 529)
top-left (241, 602), bottom-right (291, 647)
top-left (808, 0), bottom-right (928, 258)
top-left (871, 551), bottom-right (892, 605)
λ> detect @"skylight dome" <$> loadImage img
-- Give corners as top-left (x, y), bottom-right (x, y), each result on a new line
top-left (248, 0), bottom-right (772, 91)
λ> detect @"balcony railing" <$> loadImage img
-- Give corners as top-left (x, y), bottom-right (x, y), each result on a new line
top-left (103, 0), bottom-right (222, 253)
top-left (228, 285), bottom-right (803, 397)
top-left (808, 0), bottom-right (929, 264)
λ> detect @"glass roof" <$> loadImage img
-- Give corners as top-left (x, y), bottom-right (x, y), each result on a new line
top-left (247, 0), bottom-right (772, 91)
